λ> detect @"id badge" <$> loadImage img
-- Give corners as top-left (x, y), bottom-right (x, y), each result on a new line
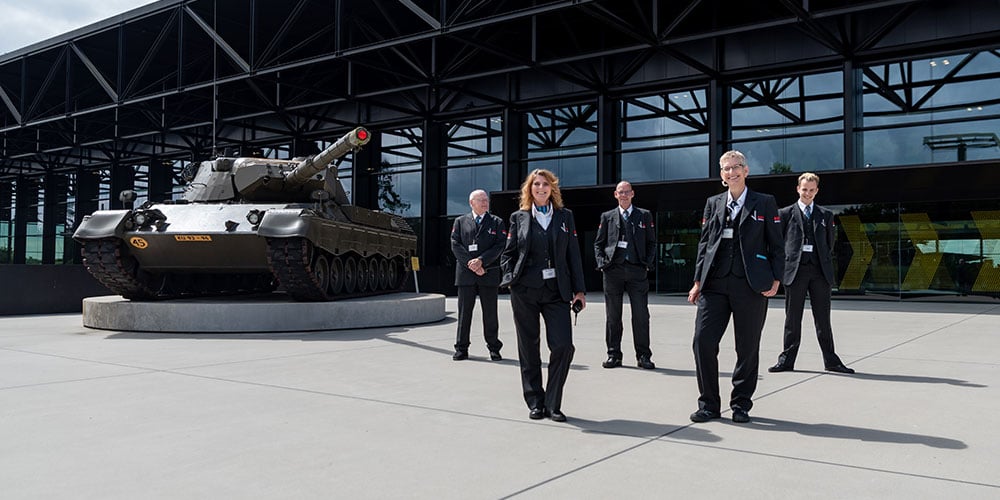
top-left (468, 244), bottom-right (478, 252)
top-left (542, 268), bottom-right (556, 280)
top-left (802, 244), bottom-right (814, 252)
top-left (617, 241), bottom-right (629, 249)
top-left (722, 228), bottom-right (734, 239)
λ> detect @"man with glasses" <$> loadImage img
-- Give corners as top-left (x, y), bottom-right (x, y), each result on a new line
top-left (687, 151), bottom-right (784, 424)
top-left (594, 181), bottom-right (657, 370)
top-left (768, 172), bottom-right (854, 374)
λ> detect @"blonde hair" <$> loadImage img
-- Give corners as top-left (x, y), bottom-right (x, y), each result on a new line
top-left (798, 172), bottom-right (820, 185)
top-left (518, 169), bottom-right (564, 211)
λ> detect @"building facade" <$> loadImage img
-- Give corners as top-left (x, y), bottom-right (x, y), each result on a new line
top-left (2, 0), bottom-right (1000, 312)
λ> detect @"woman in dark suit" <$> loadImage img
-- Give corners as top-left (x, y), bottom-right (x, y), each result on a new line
top-left (500, 169), bottom-right (586, 422)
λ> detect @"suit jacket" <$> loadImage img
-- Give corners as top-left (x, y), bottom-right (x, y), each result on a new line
top-left (451, 212), bottom-right (507, 287)
top-left (594, 205), bottom-right (656, 270)
top-left (500, 208), bottom-right (586, 302)
top-left (693, 189), bottom-right (785, 292)
top-left (780, 203), bottom-right (836, 285)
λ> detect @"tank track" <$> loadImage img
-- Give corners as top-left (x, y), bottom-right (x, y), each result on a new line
top-left (266, 237), bottom-right (408, 301)
top-left (81, 239), bottom-right (164, 300)
top-left (81, 238), bottom-right (275, 300)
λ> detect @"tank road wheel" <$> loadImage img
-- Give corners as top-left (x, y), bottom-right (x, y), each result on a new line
top-left (377, 258), bottom-right (390, 291)
top-left (329, 257), bottom-right (344, 295)
top-left (366, 257), bottom-right (379, 291)
top-left (312, 254), bottom-right (331, 298)
top-left (356, 258), bottom-right (369, 293)
top-left (343, 256), bottom-right (358, 294)
top-left (387, 258), bottom-right (400, 290)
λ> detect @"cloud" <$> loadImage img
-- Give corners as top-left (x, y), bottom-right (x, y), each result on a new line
top-left (0, 1), bottom-right (156, 54)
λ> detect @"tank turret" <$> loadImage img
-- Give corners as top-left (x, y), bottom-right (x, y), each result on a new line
top-left (73, 126), bottom-right (417, 302)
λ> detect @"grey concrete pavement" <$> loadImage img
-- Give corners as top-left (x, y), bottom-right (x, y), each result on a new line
top-left (2, 296), bottom-right (998, 499)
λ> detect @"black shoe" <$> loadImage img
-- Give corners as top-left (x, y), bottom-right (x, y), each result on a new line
top-left (768, 363), bottom-right (793, 373)
top-left (546, 409), bottom-right (567, 422)
top-left (602, 356), bottom-right (622, 368)
top-left (489, 351), bottom-right (502, 361)
top-left (731, 407), bottom-right (751, 423)
top-left (689, 409), bottom-right (721, 423)
top-left (637, 356), bottom-right (655, 370)
top-left (529, 407), bottom-right (545, 420)
top-left (452, 350), bottom-right (468, 361)
top-left (825, 364), bottom-right (855, 374)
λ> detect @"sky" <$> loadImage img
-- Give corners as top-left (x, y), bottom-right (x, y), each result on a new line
top-left (0, 1), bottom-right (158, 55)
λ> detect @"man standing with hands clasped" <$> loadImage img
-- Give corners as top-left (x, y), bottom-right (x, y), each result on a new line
top-left (450, 189), bottom-right (507, 361)
top-left (594, 181), bottom-right (657, 370)
top-left (768, 173), bottom-right (854, 374)
top-left (688, 151), bottom-right (784, 424)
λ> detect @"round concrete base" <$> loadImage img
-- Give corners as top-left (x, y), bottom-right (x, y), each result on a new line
top-left (82, 292), bottom-right (446, 333)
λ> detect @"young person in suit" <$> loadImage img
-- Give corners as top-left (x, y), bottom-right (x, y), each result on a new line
top-left (687, 150), bottom-right (784, 424)
top-left (500, 169), bottom-right (586, 422)
top-left (594, 181), bottom-right (657, 370)
top-left (769, 173), bottom-right (854, 374)
top-left (450, 189), bottom-right (507, 361)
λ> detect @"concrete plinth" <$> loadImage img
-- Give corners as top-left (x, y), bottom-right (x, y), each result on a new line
top-left (81, 292), bottom-right (445, 333)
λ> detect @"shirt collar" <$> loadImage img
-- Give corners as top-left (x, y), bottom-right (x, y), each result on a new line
top-left (727, 189), bottom-right (748, 209)
top-left (797, 200), bottom-right (812, 212)
top-left (532, 203), bottom-right (552, 219)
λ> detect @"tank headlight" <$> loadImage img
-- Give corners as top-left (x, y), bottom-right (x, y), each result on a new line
top-left (247, 209), bottom-right (265, 225)
top-left (133, 211), bottom-right (148, 226)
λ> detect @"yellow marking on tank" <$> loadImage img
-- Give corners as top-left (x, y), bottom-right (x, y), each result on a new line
top-left (129, 237), bottom-right (149, 249)
top-left (174, 235), bottom-right (213, 242)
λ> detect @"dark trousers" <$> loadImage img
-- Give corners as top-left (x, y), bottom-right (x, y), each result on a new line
top-left (693, 274), bottom-right (768, 413)
top-left (602, 264), bottom-right (651, 359)
top-left (510, 283), bottom-right (575, 412)
top-left (778, 263), bottom-right (843, 368)
top-left (455, 283), bottom-right (502, 352)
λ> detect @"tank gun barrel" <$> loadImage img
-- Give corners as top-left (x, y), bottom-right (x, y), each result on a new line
top-left (285, 127), bottom-right (370, 185)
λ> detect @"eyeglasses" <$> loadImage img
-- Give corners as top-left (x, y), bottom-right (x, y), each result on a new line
top-left (616, 190), bottom-right (632, 195)
top-left (720, 165), bottom-right (745, 172)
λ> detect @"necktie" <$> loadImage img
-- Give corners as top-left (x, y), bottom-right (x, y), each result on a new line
top-left (729, 200), bottom-right (738, 214)
top-left (805, 205), bottom-right (812, 220)
top-left (536, 205), bottom-right (548, 214)
top-left (622, 209), bottom-right (629, 222)
top-left (475, 215), bottom-right (482, 225)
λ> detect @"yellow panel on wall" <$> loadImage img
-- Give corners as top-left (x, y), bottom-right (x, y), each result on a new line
top-left (971, 211), bottom-right (1000, 292)
top-left (838, 215), bottom-right (873, 290)
top-left (900, 213), bottom-right (942, 291)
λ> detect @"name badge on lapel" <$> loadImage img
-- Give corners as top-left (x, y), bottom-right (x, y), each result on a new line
top-left (722, 228), bottom-right (734, 239)
top-left (802, 244), bottom-right (814, 252)
top-left (542, 268), bottom-right (556, 280)
top-left (617, 241), bottom-right (629, 249)
top-left (468, 244), bottom-right (478, 252)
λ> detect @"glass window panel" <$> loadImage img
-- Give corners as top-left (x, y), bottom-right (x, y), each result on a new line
top-left (862, 118), bottom-right (1000, 168)
top-left (732, 133), bottom-right (844, 173)
top-left (446, 166), bottom-right (502, 216)
top-left (378, 171), bottom-right (421, 218)
top-left (527, 156), bottom-right (596, 187)
top-left (622, 146), bottom-right (709, 182)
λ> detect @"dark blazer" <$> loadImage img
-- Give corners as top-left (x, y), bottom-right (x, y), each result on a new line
top-left (451, 212), bottom-right (507, 287)
top-left (594, 206), bottom-right (656, 270)
top-left (780, 203), bottom-right (836, 285)
top-left (500, 208), bottom-right (586, 302)
top-left (693, 189), bottom-right (785, 292)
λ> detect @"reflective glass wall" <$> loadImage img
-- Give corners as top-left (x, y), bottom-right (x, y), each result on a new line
top-left (654, 199), bottom-right (1000, 299)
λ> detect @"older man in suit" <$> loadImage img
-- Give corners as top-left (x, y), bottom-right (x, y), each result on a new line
top-left (769, 173), bottom-right (854, 374)
top-left (594, 181), bottom-right (657, 370)
top-left (687, 150), bottom-right (784, 424)
top-left (450, 189), bottom-right (507, 361)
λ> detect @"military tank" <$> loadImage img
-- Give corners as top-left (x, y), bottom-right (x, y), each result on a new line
top-left (73, 127), bottom-right (417, 301)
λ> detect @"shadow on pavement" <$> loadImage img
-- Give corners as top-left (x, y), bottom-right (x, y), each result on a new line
top-left (750, 417), bottom-right (967, 449)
